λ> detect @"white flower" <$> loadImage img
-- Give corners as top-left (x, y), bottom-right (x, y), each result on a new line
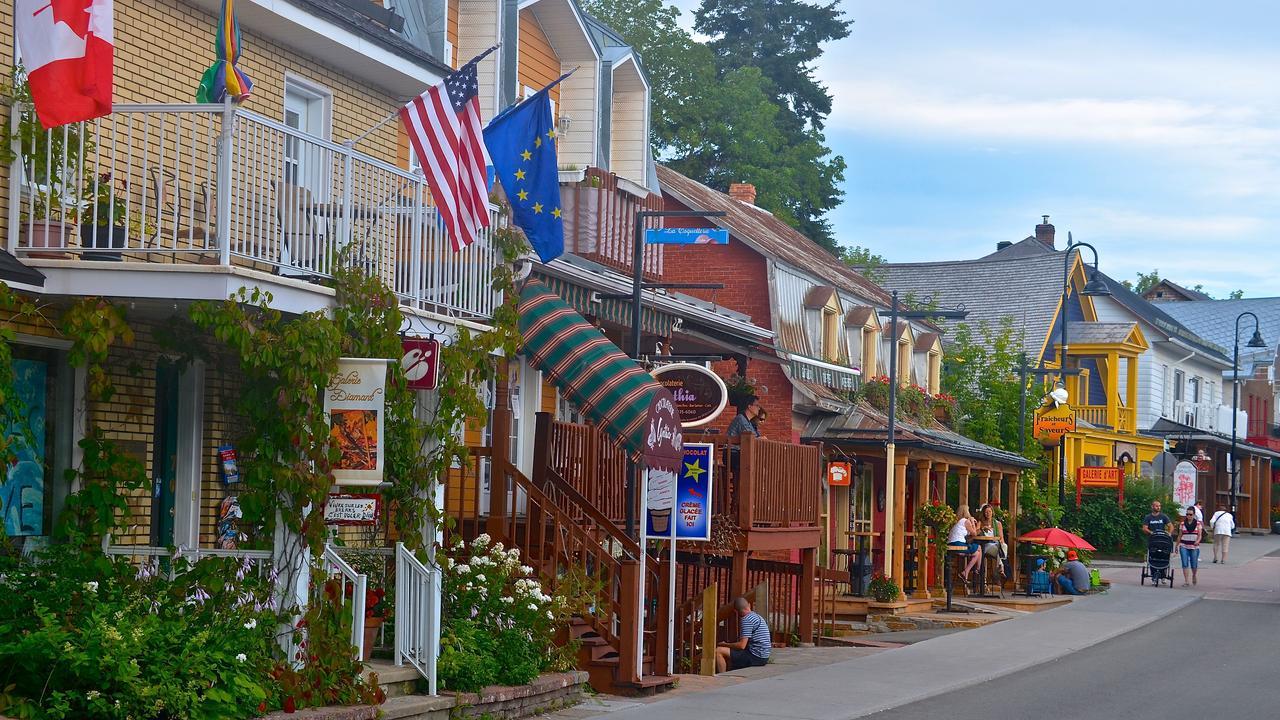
top-left (235, 653), bottom-right (247, 663)
top-left (87, 690), bottom-right (101, 701)
top-left (546, 610), bottom-right (554, 620)
top-left (500, 597), bottom-right (514, 604)
top-left (243, 619), bottom-right (257, 630)
top-left (473, 533), bottom-right (491, 548)
top-left (84, 581), bottom-right (99, 593)
top-left (456, 563), bottom-right (471, 574)
top-left (519, 565), bottom-right (533, 575)
top-left (528, 603), bottom-right (538, 611)
top-left (492, 541), bottom-right (505, 553)
top-left (507, 548), bottom-right (520, 560)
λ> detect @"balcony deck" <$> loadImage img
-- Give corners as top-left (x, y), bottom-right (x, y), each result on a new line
top-left (7, 103), bottom-right (501, 321)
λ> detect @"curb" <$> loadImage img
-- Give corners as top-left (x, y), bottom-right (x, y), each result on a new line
top-left (845, 592), bottom-right (1200, 719)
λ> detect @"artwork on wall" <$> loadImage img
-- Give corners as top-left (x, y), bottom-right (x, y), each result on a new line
top-left (3, 359), bottom-right (47, 537)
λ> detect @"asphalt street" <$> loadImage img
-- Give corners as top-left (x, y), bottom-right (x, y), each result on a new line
top-left (869, 598), bottom-right (1280, 720)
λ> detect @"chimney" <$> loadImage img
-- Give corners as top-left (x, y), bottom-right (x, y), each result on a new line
top-left (729, 183), bottom-right (757, 205)
top-left (1035, 215), bottom-right (1055, 249)
top-left (996, 241), bottom-right (1013, 251)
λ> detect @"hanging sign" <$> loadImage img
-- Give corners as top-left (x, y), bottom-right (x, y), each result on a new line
top-left (644, 466), bottom-right (678, 540)
top-left (642, 389), bottom-right (684, 471)
top-left (323, 493), bottom-right (381, 526)
top-left (644, 227), bottom-right (729, 245)
top-left (401, 338), bottom-right (440, 391)
top-left (325, 358), bottom-right (389, 486)
top-left (1192, 449), bottom-right (1212, 473)
top-left (651, 363), bottom-right (728, 428)
top-left (675, 443), bottom-right (714, 541)
top-left (1173, 461), bottom-right (1198, 510)
top-left (827, 461), bottom-right (852, 487)
top-left (1033, 404), bottom-right (1076, 445)
top-left (218, 445), bottom-right (241, 485)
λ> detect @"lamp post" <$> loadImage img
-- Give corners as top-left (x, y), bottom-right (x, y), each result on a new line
top-left (883, 292), bottom-right (966, 589)
top-left (1229, 312), bottom-right (1267, 518)
top-left (1058, 235), bottom-right (1111, 504)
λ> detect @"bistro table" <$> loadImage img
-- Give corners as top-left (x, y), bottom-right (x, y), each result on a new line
top-left (971, 536), bottom-right (1003, 598)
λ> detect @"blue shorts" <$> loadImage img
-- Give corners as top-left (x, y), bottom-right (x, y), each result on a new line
top-left (1179, 546), bottom-right (1200, 569)
top-left (948, 541), bottom-right (979, 555)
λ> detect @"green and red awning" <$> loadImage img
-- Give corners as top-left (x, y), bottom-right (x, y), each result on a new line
top-left (518, 282), bottom-right (682, 470)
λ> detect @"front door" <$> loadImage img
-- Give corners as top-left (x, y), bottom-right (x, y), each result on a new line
top-left (150, 361), bottom-right (179, 547)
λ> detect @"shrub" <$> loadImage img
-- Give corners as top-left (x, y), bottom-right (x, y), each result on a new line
top-left (867, 573), bottom-right (900, 603)
top-left (1060, 479), bottom-right (1173, 556)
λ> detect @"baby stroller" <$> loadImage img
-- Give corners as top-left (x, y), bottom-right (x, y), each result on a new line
top-left (1141, 531), bottom-right (1175, 588)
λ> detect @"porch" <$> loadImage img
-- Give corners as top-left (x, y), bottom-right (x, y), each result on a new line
top-left (7, 103), bottom-right (500, 320)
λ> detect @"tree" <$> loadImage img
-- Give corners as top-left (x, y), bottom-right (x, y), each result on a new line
top-left (840, 245), bottom-right (886, 281)
top-left (1229, 289), bottom-right (1245, 300)
top-left (941, 318), bottom-right (1043, 462)
top-left (584, 0), bottom-right (848, 252)
top-left (1121, 269), bottom-right (1161, 294)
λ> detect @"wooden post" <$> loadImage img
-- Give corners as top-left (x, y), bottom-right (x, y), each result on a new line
top-left (1009, 473), bottom-right (1020, 585)
top-left (700, 583), bottom-right (718, 676)
top-left (913, 459), bottom-right (932, 599)
top-left (957, 466), bottom-right (970, 511)
top-left (487, 361), bottom-right (513, 538)
top-left (730, 549), bottom-right (749, 602)
top-left (738, 433), bottom-right (756, 530)
top-left (1106, 351), bottom-right (1120, 431)
top-left (654, 558), bottom-right (672, 675)
top-left (890, 453), bottom-right (908, 597)
top-left (618, 561), bottom-right (641, 685)
top-left (930, 462), bottom-right (948, 589)
top-left (799, 547), bottom-right (816, 644)
top-left (979, 469), bottom-right (991, 506)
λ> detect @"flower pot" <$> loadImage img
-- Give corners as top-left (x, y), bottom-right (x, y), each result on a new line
top-left (18, 219), bottom-right (71, 258)
top-left (362, 617), bottom-right (383, 661)
top-left (79, 223), bottom-right (127, 261)
top-left (1271, 521), bottom-right (1280, 535)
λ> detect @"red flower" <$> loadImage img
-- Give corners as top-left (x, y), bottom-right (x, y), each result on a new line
top-left (258, 701), bottom-right (267, 714)
top-left (283, 697), bottom-right (296, 714)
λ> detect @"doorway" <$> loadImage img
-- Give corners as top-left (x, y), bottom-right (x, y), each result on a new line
top-left (150, 361), bottom-right (179, 547)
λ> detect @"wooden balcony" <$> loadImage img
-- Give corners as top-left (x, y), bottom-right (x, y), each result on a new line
top-left (559, 167), bottom-right (664, 279)
top-left (1077, 404), bottom-right (1136, 433)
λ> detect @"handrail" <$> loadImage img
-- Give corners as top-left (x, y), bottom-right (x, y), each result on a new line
top-left (323, 544), bottom-right (367, 663)
top-left (541, 464), bottom-right (642, 561)
top-left (395, 542), bottom-right (440, 694)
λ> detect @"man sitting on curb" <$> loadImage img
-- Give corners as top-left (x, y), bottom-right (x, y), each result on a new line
top-left (715, 597), bottom-right (771, 673)
top-left (1054, 550), bottom-right (1091, 596)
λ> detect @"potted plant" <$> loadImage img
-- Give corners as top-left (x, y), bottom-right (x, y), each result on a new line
top-left (78, 172), bottom-right (128, 260)
top-left (1270, 505), bottom-right (1280, 535)
top-left (362, 586), bottom-right (388, 661)
top-left (1, 67), bottom-right (89, 257)
top-left (867, 573), bottom-right (900, 603)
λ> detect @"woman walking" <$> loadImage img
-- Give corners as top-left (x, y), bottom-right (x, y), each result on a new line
top-left (1178, 506), bottom-right (1203, 587)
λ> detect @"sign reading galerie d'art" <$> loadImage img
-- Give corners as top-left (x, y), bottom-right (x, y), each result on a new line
top-left (324, 358), bottom-right (389, 486)
top-left (651, 363), bottom-right (728, 428)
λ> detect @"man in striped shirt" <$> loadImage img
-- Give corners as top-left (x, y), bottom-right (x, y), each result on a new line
top-left (715, 597), bottom-right (771, 673)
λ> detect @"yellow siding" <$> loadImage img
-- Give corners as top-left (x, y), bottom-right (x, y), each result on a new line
top-left (518, 10), bottom-right (562, 107)
top-left (448, 1), bottom-right (461, 63)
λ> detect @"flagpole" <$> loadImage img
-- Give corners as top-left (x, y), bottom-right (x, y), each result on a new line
top-left (346, 44), bottom-right (502, 148)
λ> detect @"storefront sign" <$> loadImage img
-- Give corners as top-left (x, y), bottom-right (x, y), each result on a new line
top-left (827, 461), bottom-right (852, 487)
top-left (1172, 461), bottom-right (1198, 510)
top-left (325, 358), bottom-right (389, 486)
top-left (1078, 466), bottom-right (1124, 487)
top-left (401, 338), bottom-right (440, 391)
top-left (1034, 404), bottom-right (1076, 445)
top-left (642, 390), bottom-right (684, 471)
top-left (651, 363), bottom-right (728, 427)
top-left (675, 443), bottom-right (714, 541)
top-left (644, 227), bottom-right (729, 245)
top-left (323, 494), bottom-right (381, 526)
top-left (1192, 449), bottom-right (1212, 473)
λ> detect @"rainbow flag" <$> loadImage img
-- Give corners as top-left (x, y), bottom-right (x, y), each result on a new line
top-left (197, 0), bottom-right (253, 103)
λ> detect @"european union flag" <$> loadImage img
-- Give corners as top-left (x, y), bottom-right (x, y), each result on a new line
top-left (483, 83), bottom-right (564, 263)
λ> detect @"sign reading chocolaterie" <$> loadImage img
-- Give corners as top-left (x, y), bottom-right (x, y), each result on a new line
top-left (651, 363), bottom-right (729, 428)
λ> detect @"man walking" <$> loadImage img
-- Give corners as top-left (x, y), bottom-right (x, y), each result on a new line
top-left (1142, 500), bottom-right (1172, 537)
top-left (1209, 502), bottom-right (1235, 564)
top-left (715, 597), bottom-right (771, 672)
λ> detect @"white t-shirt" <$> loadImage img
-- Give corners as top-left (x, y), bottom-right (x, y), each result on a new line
top-left (1209, 510), bottom-right (1235, 535)
top-left (947, 518), bottom-right (971, 544)
top-left (1193, 506), bottom-right (1203, 523)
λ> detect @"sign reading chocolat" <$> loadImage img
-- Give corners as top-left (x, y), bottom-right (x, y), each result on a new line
top-left (651, 363), bottom-right (728, 428)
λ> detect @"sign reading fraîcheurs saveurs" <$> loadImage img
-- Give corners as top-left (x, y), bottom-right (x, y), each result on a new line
top-left (324, 358), bottom-right (389, 486)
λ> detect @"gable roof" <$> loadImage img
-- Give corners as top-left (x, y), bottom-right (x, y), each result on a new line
top-left (1145, 279), bottom-right (1212, 302)
top-left (655, 165), bottom-right (891, 305)
top-left (1056, 321), bottom-right (1141, 346)
top-left (875, 251), bottom-right (1073, 356)
top-left (1096, 272), bottom-right (1231, 364)
top-left (915, 332), bottom-right (942, 352)
top-left (980, 236), bottom-right (1055, 260)
top-left (845, 306), bottom-right (877, 328)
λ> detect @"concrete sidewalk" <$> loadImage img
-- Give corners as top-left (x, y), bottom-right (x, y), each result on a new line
top-left (564, 583), bottom-right (1195, 720)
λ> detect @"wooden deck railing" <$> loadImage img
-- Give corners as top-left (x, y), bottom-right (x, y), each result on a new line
top-left (542, 414), bottom-right (630, 525)
top-left (1077, 405), bottom-right (1135, 432)
top-left (738, 434), bottom-right (822, 529)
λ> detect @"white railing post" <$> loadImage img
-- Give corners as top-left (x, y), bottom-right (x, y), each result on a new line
top-left (323, 544), bottom-right (367, 663)
top-left (394, 542), bottom-right (438, 694)
top-left (341, 141), bottom-right (355, 266)
top-left (7, 104), bottom-right (22, 253)
top-left (215, 99), bottom-right (235, 266)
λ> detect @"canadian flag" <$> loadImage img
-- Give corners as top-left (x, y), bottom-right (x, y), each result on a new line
top-left (15, 0), bottom-right (113, 129)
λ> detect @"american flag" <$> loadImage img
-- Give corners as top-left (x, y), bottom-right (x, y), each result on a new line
top-left (400, 59), bottom-right (492, 252)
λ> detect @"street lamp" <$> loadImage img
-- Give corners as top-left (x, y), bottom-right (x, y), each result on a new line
top-left (883, 291), bottom-right (966, 590)
top-left (1229, 312), bottom-right (1267, 517)
top-left (1058, 234), bottom-right (1111, 504)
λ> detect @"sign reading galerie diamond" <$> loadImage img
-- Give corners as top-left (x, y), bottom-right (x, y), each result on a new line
top-left (400, 338), bottom-right (440, 391)
top-left (324, 358), bottom-right (389, 486)
top-left (651, 363), bottom-right (728, 427)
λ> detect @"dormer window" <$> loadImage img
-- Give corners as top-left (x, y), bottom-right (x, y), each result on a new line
top-left (822, 308), bottom-right (839, 362)
top-left (845, 306), bottom-right (879, 376)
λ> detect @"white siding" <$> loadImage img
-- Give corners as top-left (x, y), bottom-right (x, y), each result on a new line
top-left (557, 63), bottom-right (598, 170)
top-left (457, 0), bottom-right (502, 116)
top-left (609, 64), bottom-right (647, 183)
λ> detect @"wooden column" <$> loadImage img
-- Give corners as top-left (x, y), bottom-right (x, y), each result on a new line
top-left (890, 453), bottom-right (909, 597)
top-left (932, 462), bottom-right (949, 504)
top-left (913, 459), bottom-right (932, 599)
top-left (1008, 473), bottom-right (1021, 582)
top-left (487, 361), bottom-right (513, 538)
top-left (994, 474), bottom-right (1003, 506)
top-left (799, 547), bottom-right (816, 643)
top-left (957, 466), bottom-right (970, 511)
top-left (978, 469), bottom-right (991, 506)
top-left (1125, 355), bottom-right (1139, 431)
top-left (1106, 351), bottom-right (1120, 431)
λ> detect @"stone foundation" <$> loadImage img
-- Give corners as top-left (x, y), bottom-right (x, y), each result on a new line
top-left (448, 671), bottom-right (588, 719)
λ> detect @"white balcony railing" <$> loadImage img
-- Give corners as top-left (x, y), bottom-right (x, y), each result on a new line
top-left (7, 102), bottom-right (501, 320)
top-left (1170, 400), bottom-right (1243, 433)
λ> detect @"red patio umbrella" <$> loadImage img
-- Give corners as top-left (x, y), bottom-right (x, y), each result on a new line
top-left (1017, 527), bottom-right (1096, 551)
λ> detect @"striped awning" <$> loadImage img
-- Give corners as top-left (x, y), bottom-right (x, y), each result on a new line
top-left (534, 273), bottom-right (677, 337)
top-left (519, 282), bottom-right (683, 469)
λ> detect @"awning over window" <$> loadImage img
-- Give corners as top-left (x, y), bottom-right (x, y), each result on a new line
top-left (534, 273), bottom-right (677, 337)
top-left (519, 282), bottom-right (682, 470)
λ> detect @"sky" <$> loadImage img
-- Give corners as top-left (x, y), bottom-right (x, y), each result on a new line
top-left (670, 1), bottom-right (1280, 298)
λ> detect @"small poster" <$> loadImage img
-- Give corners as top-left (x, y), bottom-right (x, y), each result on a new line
top-left (218, 445), bottom-right (240, 485)
top-left (323, 494), bottom-right (381, 526)
top-left (401, 338), bottom-right (440, 391)
top-left (324, 358), bottom-right (389, 486)
top-left (1173, 461), bottom-right (1197, 510)
top-left (3, 359), bottom-right (47, 537)
top-left (644, 467), bottom-right (678, 540)
top-left (675, 443), bottom-right (714, 541)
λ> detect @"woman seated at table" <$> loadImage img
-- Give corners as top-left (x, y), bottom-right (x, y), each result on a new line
top-left (977, 503), bottom-right (1008, 579)
top-left (947, 504), bottom-right (982, 581)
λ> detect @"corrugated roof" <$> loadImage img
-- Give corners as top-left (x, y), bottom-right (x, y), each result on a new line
top-left (656, 165), bottom-right (891, 305)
